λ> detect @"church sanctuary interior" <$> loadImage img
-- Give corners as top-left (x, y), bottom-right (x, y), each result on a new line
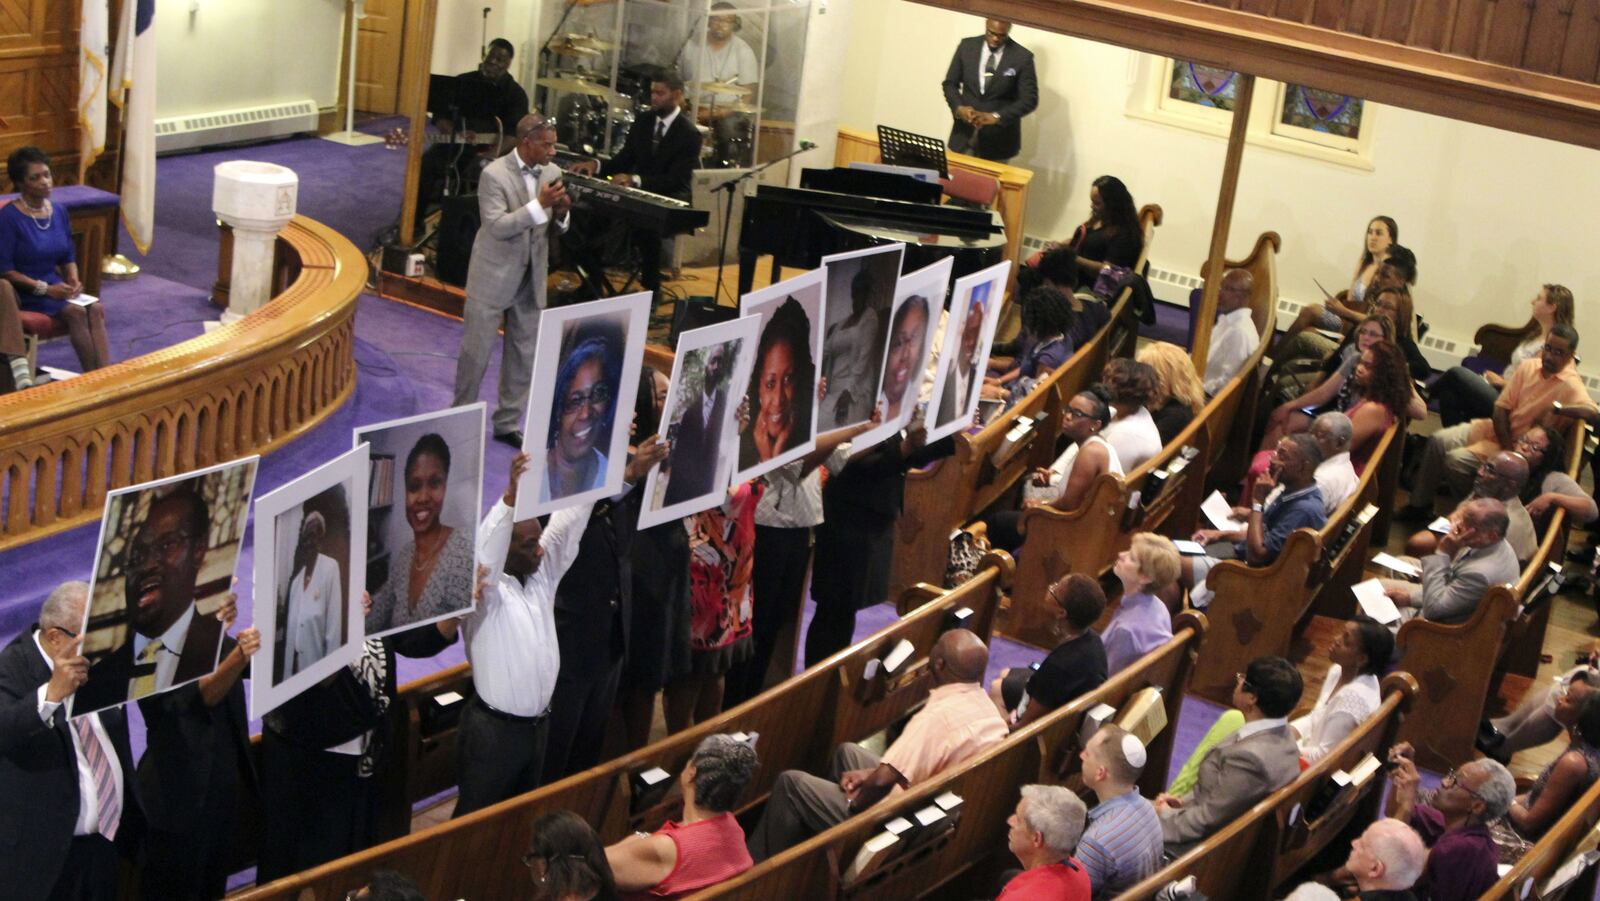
top-left (4, 0), bottom-right (1600, 898)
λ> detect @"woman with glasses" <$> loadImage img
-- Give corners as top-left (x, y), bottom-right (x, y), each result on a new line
top-left (1383, 743), bottom-right (1513, 900)
top-left (1483, 661), bottom-right (1600, 760)
top-left (543, 335), bottom-right (621, 502)
top-left (524, 810), bottom-right (615, 901)
top-left (1503, 682), bottom-right (1600, 843)
top-left (982, 387), bottom-right (1120, 552)
top-left (988, 573), bottom-right (1108, 731)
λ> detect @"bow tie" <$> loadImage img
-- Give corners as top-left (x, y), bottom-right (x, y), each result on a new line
top-left (522, 164), bottom-right (541, 179)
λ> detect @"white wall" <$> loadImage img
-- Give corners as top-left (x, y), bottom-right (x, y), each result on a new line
top-left (840, 2), bottom-right (1600, 362)
top-left (156, 1), bottom-right (344, 117)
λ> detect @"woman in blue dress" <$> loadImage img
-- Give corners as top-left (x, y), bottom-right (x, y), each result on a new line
top-left (1, 147), bottom-right (111, 373)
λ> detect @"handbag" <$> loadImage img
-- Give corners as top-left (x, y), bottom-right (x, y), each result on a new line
top-left (945, 528), bottom-right (991, 587)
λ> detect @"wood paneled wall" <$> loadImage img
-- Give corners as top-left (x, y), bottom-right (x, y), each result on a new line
top-left (0, 0), bottom-right (120, 189)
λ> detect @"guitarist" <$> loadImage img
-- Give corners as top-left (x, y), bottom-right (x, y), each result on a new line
top-left (414, 38), bottom-right (531, 231)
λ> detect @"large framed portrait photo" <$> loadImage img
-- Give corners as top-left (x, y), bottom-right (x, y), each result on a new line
top-left (639, 316), bottom-right (761, 530)
top-left (816, 243), bottom-right (905, 434)
top-left (252, 444), bottom-right (369, 718)
top-left (354, 403), bottom-right (486, 640)
top-left (732, 267), bottom-right (826, 485)
top-left (73, 456), bottom-right (260, 717)
top-left (926, 260), bottom-right (1012, 444)
top-left (849, 255), bottom-right (952, 455)
top-left (516, 292), bottom-right (651, 521)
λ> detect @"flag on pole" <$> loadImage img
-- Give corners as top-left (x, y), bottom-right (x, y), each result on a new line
top-left (77, 0), bottom-right (111, 180)
top-left (111, 0), bottom-right (156, 254)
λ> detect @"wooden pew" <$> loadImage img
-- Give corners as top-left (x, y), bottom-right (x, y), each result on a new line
top-left (1482, 776), bottom-right (1600, 900)
top-left (1186, 422), bottom-right (1398, 704)
top-left (685, 612), bottom-right (1208, 901)
top-left (1112, 671), bottom-right (1419, 901)
top-left (1393, 512), bottom-right (1565, 773)
top-left (998, 232), bottom-right (1282, 650)
top-left (232, 555), bottom-right (1014, 901)
top-left (890, 206), bottom-right (1163, 608)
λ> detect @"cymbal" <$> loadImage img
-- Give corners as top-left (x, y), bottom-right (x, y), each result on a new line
top-left (537, 76), bottom-right (617, 99)
top-left (694, 79), bottom-right (753, 96)
top-left (548, 39), bottom-right (602, 57)
top-left (563, 33), bottom-right (616, 50)
top-left (712, 101), bottom-right (763, 114)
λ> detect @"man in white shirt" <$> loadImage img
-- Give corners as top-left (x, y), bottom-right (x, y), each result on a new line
top-left (454, 452), bottom-right (593, 816)
top-left (0, 580), bottom-right (140, 901)
top-left (1201, 269), bottom-right (1258, 396)
top-left (677, 3), bottom-right (759, 103)
top-left (1262, 411), bottom-right (1358, 515)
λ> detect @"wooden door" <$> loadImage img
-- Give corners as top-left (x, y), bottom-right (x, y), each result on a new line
top-left (356, 0), bottom-right (406, 114)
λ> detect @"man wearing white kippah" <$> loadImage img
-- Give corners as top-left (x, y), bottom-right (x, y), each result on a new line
top-left (1076, 725), bottom-right (1164, 899)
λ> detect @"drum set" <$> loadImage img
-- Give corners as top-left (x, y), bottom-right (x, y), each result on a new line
top-left (538, 32), bottom-right (760, 168)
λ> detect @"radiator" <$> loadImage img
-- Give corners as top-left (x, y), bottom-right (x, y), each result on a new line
top-left (155, 100), bottom-right (321, 154)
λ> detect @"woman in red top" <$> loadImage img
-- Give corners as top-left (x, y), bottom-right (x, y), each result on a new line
top-left (607, 734), bottom-right (760, 899)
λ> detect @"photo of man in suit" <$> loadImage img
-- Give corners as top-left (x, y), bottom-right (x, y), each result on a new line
top-left (936, 292), bottom-right (989, 428)
top-left (452, 114), bottom-right (572, 449)
top-left (75, 481), bottom-right (229, 715)
top-left (941, 18), bottom-right (1039, 162)
top-left (663, 340), bottom-right (734, 506)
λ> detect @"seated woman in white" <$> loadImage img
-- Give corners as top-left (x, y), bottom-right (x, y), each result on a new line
top-left (1292, 616), bottom-right (1391, 763)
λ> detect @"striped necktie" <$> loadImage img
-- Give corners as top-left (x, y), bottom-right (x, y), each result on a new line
top-left (72, 717), bottom-right (121, 840)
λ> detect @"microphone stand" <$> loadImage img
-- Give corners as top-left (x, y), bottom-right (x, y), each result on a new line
top-left (711, 141), bottom-right (819, 305)
top-left (480, 7), bottom-right (490, 59)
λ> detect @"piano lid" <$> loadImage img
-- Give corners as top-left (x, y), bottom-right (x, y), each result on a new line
top-left (819, 210), bottom-right (1007, 249)
top-left (799, 167), bottom-right (943, 205)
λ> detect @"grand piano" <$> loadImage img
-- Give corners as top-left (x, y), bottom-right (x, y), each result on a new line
top-left (737, 167), bottom-right (1008, 295)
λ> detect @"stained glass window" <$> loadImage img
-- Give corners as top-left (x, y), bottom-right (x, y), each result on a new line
top-left (1168, 61), bottom-right (1240, 111)
top-left (1279, 85), bottom-right (1364, 139)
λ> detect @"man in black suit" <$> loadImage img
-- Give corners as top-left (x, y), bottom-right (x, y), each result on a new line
top-left (0, 580), bottom-right (142, 901)
top-left (941, 19), bottom-right (1039, 162)
top-left (137, 597), bottom-right (259, 901)
top-left (76, 482), bottom-right (227, 714)
top-left (664, 341), bottom-right (731, 505)
top-left (591, 72), bottom-right (703, 300)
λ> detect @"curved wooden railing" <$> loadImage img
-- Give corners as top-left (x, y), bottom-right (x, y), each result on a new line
top-left (0, 216), bottom-right (365, 550)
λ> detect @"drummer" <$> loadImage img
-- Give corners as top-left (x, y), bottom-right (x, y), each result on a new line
top-left (677, 2), bottom-right (759, 166)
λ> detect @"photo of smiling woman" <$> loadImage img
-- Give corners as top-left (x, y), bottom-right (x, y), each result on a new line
top-left (737, 296), bottom-right (817, 472)
top-left (356, 404), bottom-right (485, 639)
top-left (543, 329), bottom-right (624, 502)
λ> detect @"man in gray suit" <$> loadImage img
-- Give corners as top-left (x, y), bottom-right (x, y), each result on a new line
top-left (1155, 655), bottom-right (1302, 855)
top-left (1382, 497), bottom-right (1519, 626)
top-left (453, 114), bottom-right (572, 447)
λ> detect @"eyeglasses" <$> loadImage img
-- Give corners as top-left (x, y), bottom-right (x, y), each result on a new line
top-left (1441, 768), bottom-right (1489, 804)
top-left (126, 530), bottom-right (197, 567)
top-left (52, 626), bottom-right (79, 639)
top-left (1235, 672), bottom-right (1256, 694)
top-left (1063, 407), bottom-right (1097, 422)
top-left (522, 851), bottom-right (591, 868)
top-left (562, 383), bottom-right (612, 414)
top-left (1542, 343), bottom-right (1574, 357)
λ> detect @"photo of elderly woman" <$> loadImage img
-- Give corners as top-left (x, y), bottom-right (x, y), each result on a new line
top-left (355, 404), bottom-right (485, 639)
top-left (733, 269), bottom-right (824, 483)
top-left (515, 291), bottom-right (650, 520)
top-left (817, 245), bottom-right (903, 432)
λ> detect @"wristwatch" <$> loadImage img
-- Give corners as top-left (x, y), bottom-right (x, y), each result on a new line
top-left (32, 281), bottom-right (47, 296)
top-left (1250, 503), bottom-right (1265, 513)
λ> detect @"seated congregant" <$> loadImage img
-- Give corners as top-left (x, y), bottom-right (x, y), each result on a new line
top-left (1405, 450), bottom-right (1535, 562)
top-left (1382, 492), bottom-right (1516, 627)
top-left (1291, 616), bottom-right (1391, 764)
top-left (1104, 533), bottom-right (1179, 674)
top-left (747, 629), bottom-right (1006, 860)
top-left (1431, 284), bottom-right (1575, 427)
top-left (984, 287), bottom-right (1075, 403)
top-left (1385, 742), bottom-right (1513, 900)
top-left (1098, 358), bottom-right (1163, 471)
top-left (1404, 323), bottom-right (1594, 518)
top-left (1200, 268), bottom-right (1258, 397)
top-left (526, 811), bottom-right (618, 901)
top-left (988, 574), bottom-right (1108, 731)
top-left (1077, 725), bottom-right (1165, 898)
top-left (0, 281), bottom-right (32, 390)
top-left (1154, 655), bottom-right (1302, 854)
top-left (988, 388), bottom-right (1120, 550)
top-left (996, 785), bottom-right (1092, 900)
top-left (1034, 245), bottom-right (1110, 348)
top-left (1184, 433), bottom-right (1327, 608)
top-left (1482, 656), bottom-right (1599, 760)
top-left (1337, 818), bottom-right (1429, 901)
top-left (1380, 497), bottom-right (1519, 626)
top-left (1, 146), bottom-right (112, 374)
top-left (1135, 341), bottom-right (1205, 445)
top-left (606, 734), bottom-right (759, 899)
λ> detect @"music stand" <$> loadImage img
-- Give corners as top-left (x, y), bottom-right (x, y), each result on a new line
top-left (877, 125), bottom-right (949, 180)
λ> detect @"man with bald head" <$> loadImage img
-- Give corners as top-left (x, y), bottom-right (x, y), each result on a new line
top-left (941, 18), bottom-right (1038, 162)
top-left (1, 580), bottom-right (142, 901)
top-left (1406, 450), bottom-right (1535, 561)
top-left (1342, 818), bottom-right (1428, 899)
top-left (1383, 497), bottom-right (1519, 625)
top-left (747, 629), bottom-right (1006, 860)
top-left (1201, 268), bottom-right (1258, 396)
